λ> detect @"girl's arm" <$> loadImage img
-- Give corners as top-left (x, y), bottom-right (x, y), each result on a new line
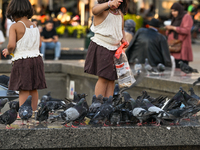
top-left (120, 12), bottom-right (129, 48)
top-left (92, 0), bottom-right (123, 16)
top-left (2, 24), bottom-right (16, 57)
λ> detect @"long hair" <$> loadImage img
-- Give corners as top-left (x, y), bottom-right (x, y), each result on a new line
top-left (98, 0), bottom-right (128, 14)
top-left (6, 0), bottom-right (34, 22)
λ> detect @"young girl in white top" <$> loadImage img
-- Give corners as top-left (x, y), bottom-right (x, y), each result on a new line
top-left (2, 0), bottom-right (47, 111)
top-left (84, 0), bottom-right (129, 98)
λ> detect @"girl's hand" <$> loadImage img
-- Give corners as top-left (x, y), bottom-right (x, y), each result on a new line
top-left (110, 0), bottom-right (123, 9)
top-left (121, 38), bottom-right (129, 48)
top-left (2, 48), bottom-right (9, 58)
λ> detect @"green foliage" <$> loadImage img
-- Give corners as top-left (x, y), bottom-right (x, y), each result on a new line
top-left (124, 14), bottom-right (143, 31)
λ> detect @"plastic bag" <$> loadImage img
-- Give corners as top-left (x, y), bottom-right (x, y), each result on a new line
top-left (114, 42), bottom-right (136, 89)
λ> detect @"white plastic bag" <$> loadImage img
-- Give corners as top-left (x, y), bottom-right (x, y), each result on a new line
top-left (114, 42), bottom-right (136, 89)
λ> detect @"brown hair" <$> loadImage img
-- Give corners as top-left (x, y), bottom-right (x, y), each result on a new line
top-left (97, 0), bottom-right (128, 14)
top-left (6, 0), bottom-right (34, 22)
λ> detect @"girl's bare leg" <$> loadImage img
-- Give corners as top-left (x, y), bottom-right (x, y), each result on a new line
top-left (30, 90), bottom-right (38, 111)
top-left (95, 77), bottom-right (109, 97)
top-left (105, 80), bottom-right (115, 98)
top-left (19, 90), bottom-right (30, 107)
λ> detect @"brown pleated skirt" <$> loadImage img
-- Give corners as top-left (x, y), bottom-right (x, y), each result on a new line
top-left (84, 41), bottom-right (117, 81)
top-left (8, 56), bottom-right (47, 91)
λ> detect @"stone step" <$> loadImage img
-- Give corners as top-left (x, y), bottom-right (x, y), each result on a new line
top-left (0, 48), bottom-right (88, 60)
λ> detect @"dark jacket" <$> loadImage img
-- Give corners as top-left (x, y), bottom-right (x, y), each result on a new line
top-left (126, 27), bottom-right (172, 67)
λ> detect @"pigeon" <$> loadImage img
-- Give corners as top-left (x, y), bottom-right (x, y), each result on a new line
top-left (142, 99), bottom-right (170, 126)
top-left (0, 98), bottom-right (9, 113)
top-left (61, 98), bottom-right (87, 128)
top-left (179, 61), bottom-right (198, 74)
top-left (113, 84), bottom-right (120, 98)
top-left (134, 58), bottom-right (142, 75)
top-left (18, 95), bottom-right (33, 124)
top-left (165, 107), bottom-right (189, 125)
top-left (162, 89), bottom-right (185, 111)
top-left (180, 87), bottom-right (200, 107)
top-left (0, 101), bottom-right (18, 129)
top-left (157, 63), bottom-right (165, 72)
top-left (110, 102), bottom-right (126, 126)
top-left (36, 103), bottom-right (50, 124)
top-left (9, 101), bottom-right (19, 112)
top-left (92, 96), bottom-right (114, 126)
top-left (144, 58), bottom-right (157, 74)
top-left (129, 98), bottom-right (155, 126)
top-left (193, 77), bottom-right (200, 86)
top-left (188, 87), bottom-right (200, 100)
top-left (89, 94), bottom-right (103, 113)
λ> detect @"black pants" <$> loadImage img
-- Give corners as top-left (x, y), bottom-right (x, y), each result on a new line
top-left (175, 59), bottom-right (188, 68)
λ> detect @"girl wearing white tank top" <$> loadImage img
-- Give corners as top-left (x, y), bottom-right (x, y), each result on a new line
top-left (84, 0), bottom-right (129, 98)
top-left (2, 0), bottom-right (47, 119)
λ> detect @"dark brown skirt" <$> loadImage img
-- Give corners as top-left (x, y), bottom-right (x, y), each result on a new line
top-left (84, 41), bottom-right (117, 81)
top-left (9, 56), bottom-right (47, 91)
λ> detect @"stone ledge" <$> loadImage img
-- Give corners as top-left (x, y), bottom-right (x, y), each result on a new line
top-left (0, 126), bottom-right (200, 149)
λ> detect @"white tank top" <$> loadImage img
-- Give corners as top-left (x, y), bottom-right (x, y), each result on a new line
top-left (90, 12), bottom-right (123, 50)
top-left (11, 21), bottom-right (42, 61)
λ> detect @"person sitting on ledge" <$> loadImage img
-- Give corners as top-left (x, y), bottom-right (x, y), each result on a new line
top-left (40, 20), bottom-right (61, 60)
top-left (126, 18), bottom-right (172, 67)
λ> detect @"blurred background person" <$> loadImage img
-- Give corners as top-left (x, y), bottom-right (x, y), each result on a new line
top-left (40, 20), bottom-right (61, 60)
top-left (31, 19), bottom-right (43, 33)
top-left (166, 2), bottom-right (193, 68)
top-left (124, 19), bottom-right (136, 44)
top-left (126, 18), bottom-right (172, 67)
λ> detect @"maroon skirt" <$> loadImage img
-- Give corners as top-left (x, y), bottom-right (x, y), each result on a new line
top-left (9, 56), bottom-right (47, 91)
top-left (84, 41), bottom-right (117, 81)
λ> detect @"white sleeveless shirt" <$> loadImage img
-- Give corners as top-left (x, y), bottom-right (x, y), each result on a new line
top-left (11, 21), bottom-right (43, 61)
top-left (90, 12), bottom-right (123, 50)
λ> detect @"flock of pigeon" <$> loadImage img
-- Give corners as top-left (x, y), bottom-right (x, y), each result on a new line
top-left (0, 84), bottom-right (200, 129)
top-left (0, 58), bottom-right (199, 129)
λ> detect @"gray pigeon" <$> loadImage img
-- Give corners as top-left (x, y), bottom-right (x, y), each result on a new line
top-left (193, 77), bottom-right (200, 86)
top-left (134, 58), bottom-right (142, 75)
top-left (188, 87), bottom-right (200, 100)
top-left (61, 98), bottom-right (87, 128)
top-left (180, 87), bottom-right (200, 107)
top-left (157, 63), bottom-right (165, 72)
top-left (144, 58), bottom-right (157, 74)
top-left (0, 98), bottom-right (9, 113)
top-left (0, 102), bottom-right (17, 129)
top-left (19, 95), bottom-right (33, 124)
top-left (110, 102), bottom-right (126, 126)
top-left (142, 99), bottom-right (170, 126)
top-left (162, 89), bottom-right (185, 111)
top-left (92, 96), bottom-right (114, 126)
top-left (9, 101), bottom-right (19, 112)
top-left (89, 94), bottom-right (103, 113)
top-left (129, 98), bottom-right (155, 126)
top-left (179, 61), bottom-right (198, 74)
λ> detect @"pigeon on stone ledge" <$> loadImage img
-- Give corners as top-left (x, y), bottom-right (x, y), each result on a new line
top-left (9, 101), bottom-right (19, 112)
top-left (91, 96), bottom-right (114, 126)
top-left (179, 61), bottom-right (198, 74)
top-left (144, 58), bottom-right (157, 74)
top-left (129, 98), bottom-right (155, 126)
top-left (193, 77), bottom-right (200, 86)
top-left (0, 102), bottom-right (17, 129)
top-left (61, 98), bottom-right (87, 128)
top-left (19, 95), bottom-right (32, 125)
top-left (188, 87), bottom-right (200, 100)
